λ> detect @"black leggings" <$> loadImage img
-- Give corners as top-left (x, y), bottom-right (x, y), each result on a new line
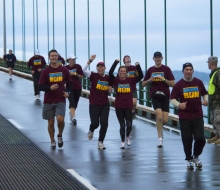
top-left (68, 89), bottom-right (82, 109)
top-left (115, 108), bottom-right (132, 142)
top-left (89, 103), bottom-right (110, 142)
top-left (33, 72), bottom-right (41, 95)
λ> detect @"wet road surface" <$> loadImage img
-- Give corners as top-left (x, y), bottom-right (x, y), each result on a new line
top-left (0, 71), bottom-right (220, 190)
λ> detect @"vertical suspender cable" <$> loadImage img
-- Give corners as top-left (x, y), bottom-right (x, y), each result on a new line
top-left (33, 0), bottom-right (35, 52)
top-left (23, 0), bottom-right (26, 61)
top-left (119, 0), bottom-right (121, 65)
top-left (36, 0), bottom-right (38, 49)
top-left (64, 0), bottom-right (67, 58)
top-left (47, 0), bottom-right (49, 63)
top-left (102, 0), bottom-right (105, 62)
top-left (3, 0), bottom-right (6, 55)
top-left (87, 0), bottom-right (90, 59)
top-left (52, 0), bottom-right (55, 48)
top-left (144, 0), bottom-right (147, 71)
top-left (22, 0), bottom-right (24, 61)
top-left (210, 0), bottom-right (213, 56)
top-left (12, 0), bottom-right (15, 53)
top-left (164, 0), bottom-right (167, 65)
top-left (73, 0), bottom-right (76, 55)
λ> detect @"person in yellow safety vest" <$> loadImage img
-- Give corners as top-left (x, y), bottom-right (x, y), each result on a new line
top-left (207, 56), bottom-right (220, 145)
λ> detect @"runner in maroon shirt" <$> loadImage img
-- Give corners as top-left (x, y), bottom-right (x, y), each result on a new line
top-left (170, 62), bottom-right (208, 169)
top-left (123, 55), bottom-right (139, 119)
top-left (109, 59), bottom-right (143, 149)
top-left (142, 51), bottom-right (175, 148)
top-left (27, 49), bottom-right (47, 100)
top-left (65, 54), bottom-right (84, 125)
top-left (83, 54), bottom-right (113, 149)
top-left (39, 49), bottom-right (72, 149)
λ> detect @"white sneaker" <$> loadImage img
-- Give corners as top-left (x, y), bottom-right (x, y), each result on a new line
top-left (126, 136), bottom-right (132, 146)
top-left (51, 141), bottom-right (56, 149)
top-left (57, 136), bottom-right (63, 148)
top-left (193, 157), bottom-right (202, 168)
top-left (157, 138), bottom-right (163, 148)
top-left (36, 95), bottom-right (40, 100)
top-left (121, 142), bottom-right (125, 149)
top-left (187, 160), bottom-right (194, 169)
top-left (98, 141), bottom-right (106, 149)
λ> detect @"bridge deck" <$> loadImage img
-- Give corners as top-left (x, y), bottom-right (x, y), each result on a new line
top-left (0, 71), bottom-right (220, 190)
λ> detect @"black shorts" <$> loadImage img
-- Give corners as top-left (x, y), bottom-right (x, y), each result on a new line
top-left (151, 92), bottom-right (169, 112)
top-left (7, 62), bottom-right (15, 68)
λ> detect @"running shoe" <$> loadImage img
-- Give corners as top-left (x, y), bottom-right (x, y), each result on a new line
top-left (51, 141), bottom-right (56, 149)
top-left (88, 130), bottom-right (93, 140)
top-left (72, 118), bottom-right (77, 126)
top-left (193, 157), bottom-right (202, 168)
top-left (187, 160), bottom-right (194, 169)
top-left (36, 95), bottom-right (40, 100)
top-left (121, 142), bottom-right (125, 149)
top-left (157, 138), bottom-right (163, 148)
top-left (98, 141), bottom-right (106, 149)
top-left (57, 136), bottom-right (63, 148)
top-left (126, 136), bottom-right (132, 146)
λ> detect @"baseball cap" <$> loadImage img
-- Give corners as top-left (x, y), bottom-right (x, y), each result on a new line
top-left (153, 51), bottom-right (162, 57)
top-left (182, 62), bottom-right (193, 71)
top-left (207, 56), bottom-right (218, 63)
top-left (97, 62), bottom-right (105, 67)
top-left (68, 54), bottom-right (77, 59)
top-left (35, 49), bottom-right (40, 55)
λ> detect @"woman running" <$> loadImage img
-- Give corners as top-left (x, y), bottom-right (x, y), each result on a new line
top-left (65, 54), bottom-right (84, 125)
top-left (83, 54), bottom-right (112, 149)
top-left (109, 59), bottom-right (143, 149)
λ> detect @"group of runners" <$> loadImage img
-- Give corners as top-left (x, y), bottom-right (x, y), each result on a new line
top-left (3, 48), bottom-right (219, 169)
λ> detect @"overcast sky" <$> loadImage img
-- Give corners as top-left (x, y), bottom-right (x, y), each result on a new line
top-left (1, 0), bottom-right (220, 73)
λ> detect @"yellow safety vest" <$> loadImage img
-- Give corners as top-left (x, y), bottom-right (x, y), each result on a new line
top-left (208, 70), bottom-right (220, 95)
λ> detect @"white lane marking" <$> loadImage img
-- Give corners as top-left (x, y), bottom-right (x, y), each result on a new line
top-left (67, 169), bottom-right (97, 190)
top-left (8, 119), bottom-right (23, 129)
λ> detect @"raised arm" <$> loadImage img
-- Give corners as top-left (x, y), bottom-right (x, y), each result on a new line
top-left (135, 62), bottom-right (143, 83)
top-left (82, 54), bottom-right (96, 78)
top-left (109, 59), bottom-right (120, 80)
